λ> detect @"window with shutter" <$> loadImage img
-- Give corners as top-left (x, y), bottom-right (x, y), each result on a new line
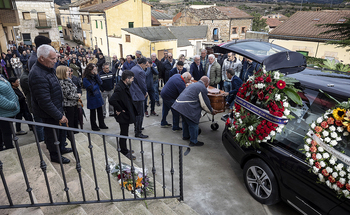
top-left (23, 12), bottom-right (31, 20)
top-left (37, 12), bottom-right (47, 27)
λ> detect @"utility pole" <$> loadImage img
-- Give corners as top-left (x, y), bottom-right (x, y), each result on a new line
top-left (300, 0), bottom-right (303, 11)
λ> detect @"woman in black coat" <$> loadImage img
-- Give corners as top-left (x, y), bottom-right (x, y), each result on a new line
top-left (109, 70), bottom-right (137, 160)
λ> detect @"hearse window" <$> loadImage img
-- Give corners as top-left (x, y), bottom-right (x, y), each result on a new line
top-left (274, 89), bottom-right (342, 159)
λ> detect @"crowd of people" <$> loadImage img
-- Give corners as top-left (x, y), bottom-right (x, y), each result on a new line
top-left (0, 35), bottom-right (260, 162)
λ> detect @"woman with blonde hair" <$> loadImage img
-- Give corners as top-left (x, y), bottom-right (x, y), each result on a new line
top-left (88, 56), bottom-right (98, 65)
top-left (178, 54), bottom-right (191, 71)
top-left (56, 65), bottom-right (81, 132)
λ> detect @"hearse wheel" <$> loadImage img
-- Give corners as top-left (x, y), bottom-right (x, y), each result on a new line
top-left (243, 158), bottom-right (280, 205)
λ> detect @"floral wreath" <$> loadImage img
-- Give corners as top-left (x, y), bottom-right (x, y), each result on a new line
top-left (303, 99), bottom-right (350, 199)
top-left (229, 66), bottom-right (302, 148)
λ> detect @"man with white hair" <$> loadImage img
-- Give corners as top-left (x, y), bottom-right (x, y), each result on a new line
top-left (189, 55), bottom-right (204, 81)
top-left (205, 54), bottom-right (221, 87)
top-left (133, 50), bottom-right (143, 64)
top-left (160, 72), bottom-right (192, 131)
top-left (29, 44), bottom-right (72, 164)
top-left (172, 76), bottom-right (216, 146)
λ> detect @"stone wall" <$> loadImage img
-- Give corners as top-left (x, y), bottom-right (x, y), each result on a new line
top-left (229, 18), bottom-right (252, 40)
top-left (15, 1), bottom-right (60, 46)
top-left (201, 19), bottom-right (230, 42)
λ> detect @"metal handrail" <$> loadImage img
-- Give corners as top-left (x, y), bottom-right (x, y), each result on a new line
top-left (0, 116), bottom-right (191, 209)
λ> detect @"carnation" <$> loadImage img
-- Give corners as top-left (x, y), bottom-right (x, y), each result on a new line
top-left (284, 109), bottom-right (290, 116)
top-left (322, 130), bottom-right (329, 137)
top-left (336, 163), bottom-right (344, 170)
top-left (324, 137), bottom-right (331, 143)
top-left (331, 132), bottom-right (338, 138)
top-left (306, 138), bottom-right (312, 144)
top-left (332, 172), bottom-right (338, 178)
top-left (330, 140), bottom-right (337, 146)
top-left (316, 153), bottom-right (322, 160)
top-left (248, 125), bottom-right (253, 131)
top-left (329, 126), bottom-right (336, 132)
top-left (343, 190), bottom-right (350, 197)
top-left (320, 161), bottom-right (326, 167)
top-left (311, 123), bottom-right (316, 129)
top-left (333, 184), bottom-right (340, 191)
top-left (275, 94), bottom-right (281, 101)
top-left (318, 147), bottom-right (324, 152)
top-left (283, 102), bottom-right (289, 108)
top-left (304, 145), bottom-right (310, 151)
top-left (306, 152), bottom-right (311, 157)
top-left (326, 180), bottom-right (332, 188)
top-left (309, 159), bottom-right (314, 165)
top-left (270, 131), bottom-right (276, 136)
top-left (337, 127), bottom-right (344, 132)
top-left (266, 135), bottom-right (271, 140)
top-left (313, 166), bottom-right (319, 173)
top-left (340, 178), bottom-right (346, 184)
top-left (317, 117), bottom-right (323, 123)
top-left (330, 159), bottom-right (336, 165)
top-left (274, 72), bottom-right (280, 79)
top-left (344, 132), bottom-right (349, 136)
top-left (236, 112), bottom-right (240, 117)
top-left (340, 171), bottom-right (346, 177)
top-left (326, 167), bottom-right (333, 173)
top-left (318, 174), bottom-right (324, 180)
top-left (323, 153), bottom-right (330, 159)
top-left (276, 127), bottom-right (282, 133)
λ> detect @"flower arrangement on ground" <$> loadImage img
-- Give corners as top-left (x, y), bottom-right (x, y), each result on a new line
top-left (110, 162), bottom-right (153, 198)
top-left (229, 66), bottom-right (302, 148)
top-left (303, 98), bottom-right (350, 199)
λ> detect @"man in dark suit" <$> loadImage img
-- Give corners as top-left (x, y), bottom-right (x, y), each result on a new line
top-left (190, 55), bottom-right (204, 81)
top-left (109, 70), bottom-right (137, 160)
top-left (130, 57), bottom-right (148, 138)
top-left (169, 61), bottom-right (187, 78)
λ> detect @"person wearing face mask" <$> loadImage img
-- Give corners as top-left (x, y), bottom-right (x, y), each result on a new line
top-left (109, 70), bottom-right (137, 160)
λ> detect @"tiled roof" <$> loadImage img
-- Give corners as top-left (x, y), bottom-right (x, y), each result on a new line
top-left (269, 10), bottom-right (350, 40)
top-left (215, 7), bottom-right (253, 19)
top-left (173, 11), bottom-right (181, 23)
top-left (122, 26), bottom-right (177, 42)
top-left (151, 16), bottom-right (161, 26)
top-left (59, 0), bottom-right (90, 9)
top-left (265, 18), bottom-right (282, 28)
top-left (169, 26), bottom-right (208, 47)
top-left (152, 10), bottom-right (172, 20)
top-left (80, 0), bottom-right (150, 12)
top-left (182, 6), bottom-right (252, 20)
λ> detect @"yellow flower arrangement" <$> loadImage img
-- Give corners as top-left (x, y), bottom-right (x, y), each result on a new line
top-left (333, 108), bottom-right (346, 121)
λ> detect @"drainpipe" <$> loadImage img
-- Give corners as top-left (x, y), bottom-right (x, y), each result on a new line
top-left (228, 19), bottom-right (232, 41)
top-left (103, 12), bottom-right (110, 61)
top-left (315, 42), bottom-right (319, 58)
top-left (89, 14), bottom-right (93, 48)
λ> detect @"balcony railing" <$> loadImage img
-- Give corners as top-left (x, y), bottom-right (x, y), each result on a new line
top-left (0, 116), bottom-right (191, 209)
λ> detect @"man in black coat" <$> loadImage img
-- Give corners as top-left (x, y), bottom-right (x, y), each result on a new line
top-left (109, 70), bottom-right (137, 160)
top-left (96, 53), bottom-right (105, 72)
top-left (162, 53), bottom-right (176, 84)
top-left (29, 44), bottom-right (72, 164)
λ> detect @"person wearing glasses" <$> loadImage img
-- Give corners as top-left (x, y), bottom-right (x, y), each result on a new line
top-left (162, 53), bottom-right (176, 84)
top-left (221, 52), bottom-right (242, 92)
top-left (190, 55), bottom-right (204, 81)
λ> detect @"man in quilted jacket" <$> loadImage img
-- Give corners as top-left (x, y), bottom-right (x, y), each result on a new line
top-left (29, 45), bottom-right (72, 164)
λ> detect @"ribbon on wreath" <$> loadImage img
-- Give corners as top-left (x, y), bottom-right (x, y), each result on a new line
top-left (234, 96), bottom-right (289, 125)
top-left (311, 132), bottom-right (350, 166)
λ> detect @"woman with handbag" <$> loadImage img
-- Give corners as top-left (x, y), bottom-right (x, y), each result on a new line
top-left (83, 63), bottom-right (108, 131)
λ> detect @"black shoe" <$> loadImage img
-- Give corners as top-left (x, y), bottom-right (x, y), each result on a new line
top-left (125, 152), bottom-right (136, 160)
top-left (141, 127), bottom-right (144, 130)
top-left (61, 148), bottom-right (73, 154)
top-left (135, 133), bottom-right (149, 138)
top-left (189, 141), bottom-right (204, 147)
top-left (156, 101), bottom-right (160, 106)
top-left (172, 128), bottom-right (182, 132)
top-left (100, 126), bottom-right (109, 129)
top-left (92, 127), bottom-right (100, 131)
top-left (129, 149), bottom-right (135, 154)
top-left (183, 137), bottom-right (190, 140)
top-left (51, 156), bottom-right (70, 164)
top-left (109, 114), bottom-right (115, 117)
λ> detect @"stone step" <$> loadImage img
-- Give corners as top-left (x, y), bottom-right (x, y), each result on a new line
top-left (71, 133), bottom-right (152, 214)
top-left (83, 133), bottom-right (199, 215)
top-left (12, 143), bottom-right (88, 215)
top-left (0, 148), bottom-right (43, 215)
top-left (38, 142), bottom-right (123, 215)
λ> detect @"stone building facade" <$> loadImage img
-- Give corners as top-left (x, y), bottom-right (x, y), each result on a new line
top-left (173, 6), bottom-right (252, 44)
top-left (14, 0), bottom-right (60, 49)
top-left (0, 0), bottom-right (20, 52)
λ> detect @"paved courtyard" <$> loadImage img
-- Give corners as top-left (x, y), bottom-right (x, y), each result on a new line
top-left (17, 91), bottom-right (299, 215)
